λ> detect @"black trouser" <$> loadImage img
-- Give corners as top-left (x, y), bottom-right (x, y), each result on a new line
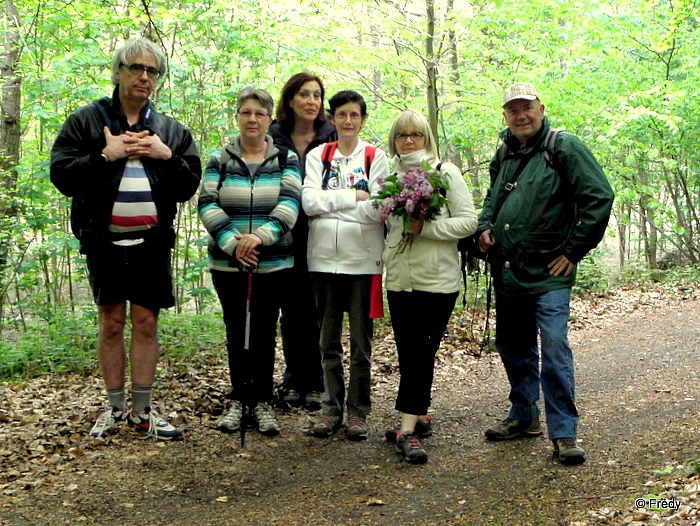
top-left (212, 269), bottom-right (289, 404)
top-left (388, 290), bottom-right (457, 415)
top-left (279, 264), bottom-right (324, 393)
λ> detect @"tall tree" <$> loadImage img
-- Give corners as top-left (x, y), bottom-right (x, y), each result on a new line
top-left (0, 0), bottom-right (21, 329)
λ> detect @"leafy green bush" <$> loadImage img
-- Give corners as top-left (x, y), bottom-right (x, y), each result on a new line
top-left (0, 308), bottom-right (98, 379)
top-left (571, 249), bottom-right (615, 296)
top-left (0, 308), bottom-right (227, 380)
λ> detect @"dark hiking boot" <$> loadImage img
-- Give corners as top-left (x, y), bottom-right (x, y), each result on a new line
top-left (484, 418), bottom-right (542, 441)
top-left (553, 438), bottom-right (586, 465)
top-left (395, 430), bottom-right (428, 464)
top-left (385, 414), bottom-right (434, 442)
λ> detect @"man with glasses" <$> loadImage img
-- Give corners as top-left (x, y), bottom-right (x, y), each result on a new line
top-left (50, 39), bottom-right (201, 440)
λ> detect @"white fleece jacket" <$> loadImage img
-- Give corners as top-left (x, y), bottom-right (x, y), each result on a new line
top-left (302, 139), bottom-right (389, 275)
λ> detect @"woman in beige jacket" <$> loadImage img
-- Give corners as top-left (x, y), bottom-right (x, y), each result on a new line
top-left (383, 110), bottom-right (477, 464)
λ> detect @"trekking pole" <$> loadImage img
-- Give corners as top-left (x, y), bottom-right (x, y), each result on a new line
top-left (240, 265), bottom-right (254, 448)
top-left (240, 181), bottom-right (257, 448)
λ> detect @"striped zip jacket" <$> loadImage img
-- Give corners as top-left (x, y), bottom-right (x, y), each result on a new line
top-left (198, 136), bottom-right (302, 273)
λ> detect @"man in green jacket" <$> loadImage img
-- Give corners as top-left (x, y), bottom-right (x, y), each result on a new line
top-left (478, 83), bottom-right (614, 465)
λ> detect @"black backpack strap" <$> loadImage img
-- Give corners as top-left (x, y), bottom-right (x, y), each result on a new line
top-left (277, 146), bottom-right (288, 170)
top-left (321, 141), bottom-right (338, 190)
top-left (218, 147), bottom-right (232, 190)
top-left (543, 128), bottom-right (561, 168)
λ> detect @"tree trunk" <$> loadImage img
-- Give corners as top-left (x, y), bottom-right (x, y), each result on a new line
top-left (424, 0), bottom-right (439, 154)
top-left (0, 0), bottom-right (22, 329)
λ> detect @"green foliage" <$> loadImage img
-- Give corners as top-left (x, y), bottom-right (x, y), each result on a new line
top-left (3, 0), bottom-right (700, 376)
top-left (157, 310), bottom-right (226, 367)
top-left (690, 459), bottom-right (700, 475)
top-left (0, 308), bottom-right (98, 379)
top-left (0, 308), bottom-right (227, 380)
top-left (571, 249), bottom-right (616, 296)
top-left (652, 465), bottom-right (675, 476)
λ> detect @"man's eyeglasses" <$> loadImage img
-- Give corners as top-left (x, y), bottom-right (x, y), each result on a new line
top-left (395, 132), bottom-right (426, 142)
top-left (123, 63), bottom-right (162, 79)
top-left (238, 110), bottom-right (270, 120)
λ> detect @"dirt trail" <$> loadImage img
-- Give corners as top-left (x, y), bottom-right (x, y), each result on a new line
top-left (1, 287), bottom-right (698, 525)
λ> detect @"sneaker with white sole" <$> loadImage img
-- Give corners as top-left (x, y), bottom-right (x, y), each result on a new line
top-left (217, 400), bottom-right (244, 433)
top-left (89, 406), bottom-right (128, 438)
top-left (127, 407), bottom-right (181, 440)
top-left (253, 402), bottom-right (280, 436)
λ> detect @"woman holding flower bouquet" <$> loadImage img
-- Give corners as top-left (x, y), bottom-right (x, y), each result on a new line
top-left (382, 110), bottom-right (477, 464)
top-left (302, 90), bottom-right (389, 441)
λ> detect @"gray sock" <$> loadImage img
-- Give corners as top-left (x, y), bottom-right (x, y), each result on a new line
top-left (131, 384), bottom-right (152, 415)
top-left (106, 386), bottom-right (126, 412)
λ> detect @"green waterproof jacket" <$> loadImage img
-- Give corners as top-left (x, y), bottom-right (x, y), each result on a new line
top-left (478, 117), bottom-right (614, 297)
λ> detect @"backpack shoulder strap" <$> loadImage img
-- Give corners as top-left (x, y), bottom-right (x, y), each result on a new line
top-left (364, 145), bottom-right (377, 177)
top-left (543, 128), bottom-right (561, 168)
top-left (495, 143), bottom-right (511, 168)
top-left (321, 141), bottom-right (338, 190)
top-left (218, 147), bottom-right (232, 189)
top-left (277, 146), bottom-right (288, 170)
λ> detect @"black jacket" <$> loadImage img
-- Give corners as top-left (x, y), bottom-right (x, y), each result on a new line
top-left (268, 118), bottom-right (336, 268)
top-left (50, 87), bottom-right (201, 252)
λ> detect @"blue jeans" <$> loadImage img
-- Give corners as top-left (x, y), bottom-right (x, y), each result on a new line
top-left (495, 288), bottom-right (578, 440)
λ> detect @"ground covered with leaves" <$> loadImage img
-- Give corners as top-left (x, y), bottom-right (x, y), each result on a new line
top-left (1, 284), bottom-right (699, 525)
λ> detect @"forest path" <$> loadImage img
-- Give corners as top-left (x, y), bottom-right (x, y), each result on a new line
top-left (1, 285), bottom-right (699, 525)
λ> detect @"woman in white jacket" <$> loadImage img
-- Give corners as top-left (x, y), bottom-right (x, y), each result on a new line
top-left (302, 90), bottom-right (389, 440)
top-left (384, 110), bottom-right (477, 464)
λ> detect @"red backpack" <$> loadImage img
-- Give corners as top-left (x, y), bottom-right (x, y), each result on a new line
top-left (320, 141), bottom-right (377, 190)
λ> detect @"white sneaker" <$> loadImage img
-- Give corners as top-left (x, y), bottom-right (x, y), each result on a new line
top-left (89, 406), bottom-right (127, 438)
top-left (127, 407), bottom-right (181, 440)
top-left (253, 402), bottom-right (280, 436)
top-left (217, 400), bottom-right (243, 433)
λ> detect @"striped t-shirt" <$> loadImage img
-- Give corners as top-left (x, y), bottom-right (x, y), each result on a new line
top-left (109, 159), bottom-right (158, 244)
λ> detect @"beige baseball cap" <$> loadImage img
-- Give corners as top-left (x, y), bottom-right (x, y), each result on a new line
top-left (502, 82), bottom-right (539, 107)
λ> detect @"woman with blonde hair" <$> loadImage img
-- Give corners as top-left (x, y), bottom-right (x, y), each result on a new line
top-left (384, 110), bottom-right (477, 463)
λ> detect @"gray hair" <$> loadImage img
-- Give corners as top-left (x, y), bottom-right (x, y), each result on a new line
top-left (111, 39), bottom-right (166, 86)
top-left (236, 87), bottom-right (274, 117)
top-left (388, 110), bottom-right (438, 159)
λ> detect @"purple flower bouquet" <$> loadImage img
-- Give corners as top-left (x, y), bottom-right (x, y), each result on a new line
top-left (372, 163), bottom-right (450, 254)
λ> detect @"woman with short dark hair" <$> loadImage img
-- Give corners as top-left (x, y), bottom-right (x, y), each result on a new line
top-left (302, 90), bottom-right (388, 440)
top-left (199, 87), bottom-right (301, 437)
